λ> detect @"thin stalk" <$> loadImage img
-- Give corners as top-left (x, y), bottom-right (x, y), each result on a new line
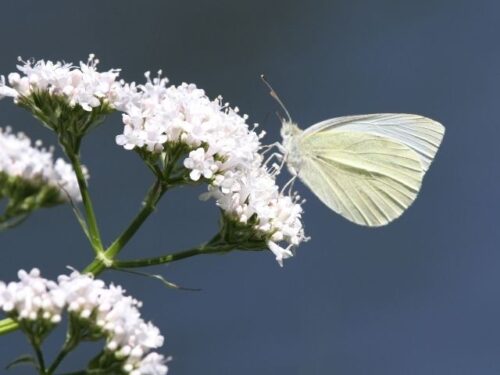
top-left (113, 244), bottom-right (235, 269)
top-left (46, 336), bottom-right (78, 374)
top-left (28, 335), bottom-right (46, 374)
top-left (83, 179), bottom-right (166, 276)
top-left (67, 152), bottom-right (103, 254)
top-left (82, 146), bottom-right (185, 275)
top-left (0, 318), bottom-right (18, 336)
top-left (82, 257), bottom-right (106, 276)
top-left (105, 179), bottom-right (165, 259)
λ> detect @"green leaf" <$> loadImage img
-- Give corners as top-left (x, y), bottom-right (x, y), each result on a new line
top-left (5, 354), bottom-right (38, 371)
top-left (114, 267), bottom-right (201, 291)
top-left (0, 213), bottom-right (30, 231)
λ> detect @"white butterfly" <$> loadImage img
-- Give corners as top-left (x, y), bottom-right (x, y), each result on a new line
top-left (262, 77), bottom-right (445, 227)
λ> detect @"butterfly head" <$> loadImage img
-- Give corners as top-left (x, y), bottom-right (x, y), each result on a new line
top-left (280, 121), bottom-right (302, 141)
top-left (260, 74), bottom-right (303, 170)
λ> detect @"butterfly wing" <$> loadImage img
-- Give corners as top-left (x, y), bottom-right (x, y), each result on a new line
top-left (295, 130), bottom-right (424, 226)
top-left (304, 113), bottom-right (445, 171)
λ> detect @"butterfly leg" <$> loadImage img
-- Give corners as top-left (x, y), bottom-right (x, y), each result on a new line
top-left (263, 152), bottom-right (283, 169)
top-left (260, 142), bottom-right (287, 155)
top-left (261, 143), bottom-right (289, 176)
top-left (281, 174), bottom-right (298, 195)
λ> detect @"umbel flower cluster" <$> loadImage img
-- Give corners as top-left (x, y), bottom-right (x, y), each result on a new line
top-left (0, 126), bottom-right (83, 227)
top-left (0, 55), bottom-right (308, 265)
top-left (0, 268), bottom-right (168, 375)
top-left (0, 127), bottom-right (82, 202)
top-left (114, 74), bottom-right (307, 265)
top-left (0, 55), bottom-right (121, 147)
top-left (0, 54), bottom-right (121, 111)
top-left (0, 54), bottom-right (310, 375)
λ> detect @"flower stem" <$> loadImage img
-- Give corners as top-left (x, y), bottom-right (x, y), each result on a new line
top-left (27, 334), bottom-right (46, 374)
top-left (82, 257), bottom-right (105, 276)
top-left (113, 244), bottom-right (234, 268)
top-left (67, 152), bottom-right (104, 255)
top-left (105, 179), bottom-right (165, 259)
top-left (47, 347), bottom-right (72, 375)
top-left (46, 326), bottom-right (79, 374)
top-left (82, 179), bottom-right (166, 276)
top-left (113, 238), bottom-right (265, 269)
top-left (0, 317), bottom-right (18, 336)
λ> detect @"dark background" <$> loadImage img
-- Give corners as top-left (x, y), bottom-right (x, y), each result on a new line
top-left (0, 0), bottom-right (498, 374)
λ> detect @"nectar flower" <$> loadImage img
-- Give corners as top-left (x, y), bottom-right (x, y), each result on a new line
top-left (0, 269), bottom-right (169, 375)
top-left (0, 55), bottom-right (123, 142)
top-left (0, 54), bottom-right (122, 111)
top-left (0, 126), bottom-right (84, 203)
top-left (0, 268), bottom-right (64, 323)
top-left (115, 73), bottom-right (308, 265)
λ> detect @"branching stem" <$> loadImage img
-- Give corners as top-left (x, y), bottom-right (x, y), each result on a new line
top-left (67, 150), bottom-right (104, 255)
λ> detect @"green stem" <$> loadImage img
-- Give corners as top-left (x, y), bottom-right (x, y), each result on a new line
top-left (28, 335), bottom-right (46, 374)
top-left (78, 146), bottom-right (187, 275)
top-left (83, 179), bottom-right (166, 276)
top-left (0, 318), bottom-right (18, 336)
top-left (105, 179), bottom-right (165, 259)
top-left (82, 257), bottom-right (106, 276)
top-left (114, 244), bottom-right (236, 269)
top-left (46, 336), bottom-right (78, 375)
top-left (67, 152), bottom-right (103, 254)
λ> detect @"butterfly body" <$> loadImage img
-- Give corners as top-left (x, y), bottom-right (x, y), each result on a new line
top-left (280, 121), bottom-right (304, 175)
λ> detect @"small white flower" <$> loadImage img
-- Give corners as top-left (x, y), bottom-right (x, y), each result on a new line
top-left (116, 124), bottom-right (147, 151)
top-left (267, 241), bottom-right (294, 267)
top-left (131, 352), bottom-right (169, 375)
top-left (0, 75), bottom-right (18, 99)
top-left (183, 148), bottom-right (219, 181)
top-left (0, 282), bottom-right (17, 312)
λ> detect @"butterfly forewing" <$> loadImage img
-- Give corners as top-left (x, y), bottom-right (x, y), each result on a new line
top-left (303, 113), bottom-right (445, 171)
top-left (296, 130), bottom-right (424, 226)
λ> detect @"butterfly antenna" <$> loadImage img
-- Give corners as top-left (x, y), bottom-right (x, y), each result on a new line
top-left (260, 74), bottom-right (292, 122)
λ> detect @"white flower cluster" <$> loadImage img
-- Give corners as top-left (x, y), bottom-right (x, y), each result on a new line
top-left (114, 73), bottom-right (307, 265)
top-left (206, 168), bottom-right (306, 266)
top-left (0, 54), bottom-right (308, 264)
top-left (0, 269), bottom-right (64, 322)
top-left (0, 54), bottom-right (122, 111)
top-left (0, 127), bottom-right (83, 201)
top-left (0, 269), bottom-right (169, 375)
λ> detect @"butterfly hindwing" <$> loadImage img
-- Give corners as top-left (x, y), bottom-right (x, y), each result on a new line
top-left (296, 130), bottom-right (424, 226)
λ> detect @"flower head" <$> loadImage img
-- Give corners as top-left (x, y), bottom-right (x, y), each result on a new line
top-left (0, 126), bottom-right (84, 202)
top-left (0, 55), bottom-right (123, 142)
top-left (0, 268), bottom-right (64, 323)
top-left (115, 73), bottom-right (308, 265)
top-left (0, 268), bottom-right (169, 375)
top-left (0, 54), bottom-right (122, 111)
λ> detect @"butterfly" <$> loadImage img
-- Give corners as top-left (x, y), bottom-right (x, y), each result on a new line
top-left (262, 76), bottom-right (445, 227)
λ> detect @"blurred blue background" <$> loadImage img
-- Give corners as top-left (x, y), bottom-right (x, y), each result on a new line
top-left (0, 0), bottom-right (498, 374)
